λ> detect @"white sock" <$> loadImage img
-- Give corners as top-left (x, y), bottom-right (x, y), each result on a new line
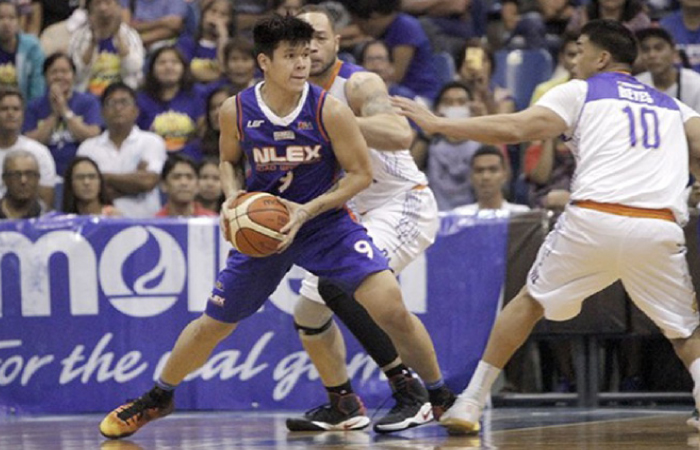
top-left (690, 359), bottom-right (700, 405)
top-left (460, 360), bottom-right (501, 408)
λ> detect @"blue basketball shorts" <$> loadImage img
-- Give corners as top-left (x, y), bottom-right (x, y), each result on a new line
top-left (205, 210), bottom-right (389, 323)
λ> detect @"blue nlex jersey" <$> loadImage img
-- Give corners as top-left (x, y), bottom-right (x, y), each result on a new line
top-left (235, 82), bottom-right (339, 206)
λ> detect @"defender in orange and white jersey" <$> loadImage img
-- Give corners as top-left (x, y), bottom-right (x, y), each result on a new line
top-left (394, 19), bottom-right (700, 435)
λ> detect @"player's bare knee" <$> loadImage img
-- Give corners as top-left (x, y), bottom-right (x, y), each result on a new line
top-left (195, 314), bottom-right (237, 342)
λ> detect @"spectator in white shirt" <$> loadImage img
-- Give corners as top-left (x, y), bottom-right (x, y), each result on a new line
top-left (0, 88), bottom-right (55, 207)
top-left (68, 0), bottom-right (144, 96)
top-left (76, 81), bottom-right (166, 218)
top-left (452, 145), bottom-right (530, 217)
top-left (636, 27), bottom-right (700, 113)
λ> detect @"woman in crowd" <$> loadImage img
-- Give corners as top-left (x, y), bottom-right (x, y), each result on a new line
top-left (176, 0), bottom-right (234, 84)
top-left (137, 45), bottom-right (204, 162)
top-left (61, 155), bottom-right (120, 216)
top-left (23, 52), bottom-right (102, 178)
top-left (200, 85), bottom-right (231, 157)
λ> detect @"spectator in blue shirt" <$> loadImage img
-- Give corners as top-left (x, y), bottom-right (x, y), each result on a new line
top-left (0, 0), bottom-right (44, 101)
top-left (660, 0), bottom-right (700, 73)
top-left (359, 39), bottom-right (418, 100)
top-left (176, 0), bottom-right (233, 84)
top-left (120, 0), bottom-right (187, 50)
top-left (23, 52), bottom-right (102, 177)
top-left (342, 0), bottom-right (440, 101)
top-left (137, 45), bottom-right (204, 162)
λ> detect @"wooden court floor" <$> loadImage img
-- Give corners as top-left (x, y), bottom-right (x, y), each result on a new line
top-left (1, 407), bottom-right (698, 449)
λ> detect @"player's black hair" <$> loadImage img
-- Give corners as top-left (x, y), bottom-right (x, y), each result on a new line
top-left (253, 14), bottom-right (314, 60)
top-left (636, 27), bottom-right (675, 48)
top-left (471, 145), bottom-right (506, 168)
top-left (581, 19), bottom-right (638, 66)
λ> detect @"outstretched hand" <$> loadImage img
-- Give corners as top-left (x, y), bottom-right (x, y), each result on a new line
top-left (390, 96), bottom-right (439, 134)
top-left (276, 198), bottom-right (310, 253)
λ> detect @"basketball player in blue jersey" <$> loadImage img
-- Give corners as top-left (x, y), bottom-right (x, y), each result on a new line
top-left (284, 6), bottom-right (447, 434)
top-left (394, 19), bottom-right (700, 435)
top-left (98, 15), bottom-right (452, 440)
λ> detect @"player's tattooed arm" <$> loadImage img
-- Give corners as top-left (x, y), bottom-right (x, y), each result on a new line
top-left (346, 71), bottom-right (412, 151)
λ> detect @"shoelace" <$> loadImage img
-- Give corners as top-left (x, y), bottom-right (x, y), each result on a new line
top-left (116, 396), bottom-right (155, 422)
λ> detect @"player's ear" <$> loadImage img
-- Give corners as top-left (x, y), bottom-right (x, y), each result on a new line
top-left (257, 53), bottom-right (270, 73)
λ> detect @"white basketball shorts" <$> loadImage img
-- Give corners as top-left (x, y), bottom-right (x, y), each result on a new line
top-left (300, 186), bottom-right (439, 303)
top-left (527, 204), bottom-right (698, 339)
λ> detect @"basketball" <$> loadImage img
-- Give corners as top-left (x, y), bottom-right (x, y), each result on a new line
top-left (225, 192), bottom-right (290, 257)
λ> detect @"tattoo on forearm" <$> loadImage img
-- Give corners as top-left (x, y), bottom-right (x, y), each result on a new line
top-left (362, 92), bottom-right (394, 117)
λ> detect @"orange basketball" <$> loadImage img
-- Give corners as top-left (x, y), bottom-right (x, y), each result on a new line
top-left (225, 192), bottom-right (290, 257)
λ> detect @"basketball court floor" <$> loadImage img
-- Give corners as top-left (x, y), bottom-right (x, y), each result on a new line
top-left (1, 406), bottom-right (698, 449)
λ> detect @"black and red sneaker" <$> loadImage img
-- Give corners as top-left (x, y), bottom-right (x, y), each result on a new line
top-left (99, 389), bottom-right (175, 439)
top-left (286, 392), bottom-right (370, 431)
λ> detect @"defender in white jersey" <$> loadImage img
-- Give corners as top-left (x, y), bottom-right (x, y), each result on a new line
top-left (285, 6), bottom-right (445, 434)
top-left (394, 19), bottom-right (700, 435)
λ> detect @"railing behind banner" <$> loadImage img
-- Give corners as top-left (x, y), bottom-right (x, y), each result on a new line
top-left (498, 211), bottom-right (700, 407)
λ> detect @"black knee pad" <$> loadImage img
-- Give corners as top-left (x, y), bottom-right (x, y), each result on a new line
top-left (294, 317), bottom-right (333, 337)
top-left (318, 278), bottom-right (350, 310)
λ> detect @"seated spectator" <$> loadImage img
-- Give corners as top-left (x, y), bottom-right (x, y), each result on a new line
top-left (536, 0), bottom-right (581, 56)
top-left (121, 0), bottom-right (188, 51)
top-left (455, 41), bottom-right (515, 114)
top-left (36, 0), bottom-right (82, 33)
top-left (77, 82), bottom-right (166, 218)
top-left (61, 155), bottom-right (120, 216)
top-left (576, 0), bottom-right (650, 33)
top-left (39, 3), bottom-right (87, 56)
top-left (0, 89), bottom-right (54, 206)
top-left (660, 0), bottom-right (700, 73)
top-left (23, 52), bottom-right (102, 178)
top-left (523, 136), bottom-right (575, 210)
top-left (342, 0), bottom-right (440, 101)
top-left (530, 33), bottom-right (578, 105)
top-left (0, 1), bottom-right (44, 101)
top-left (402, 0), bottom-right (486, 54)
top-left (156, 153), bottom-right (216, 217)
top-left (203, 38), bottom-right (257, 98)
top-left (359, 39), bottom-right (417, 99)
top-left (270, 0), bottom-right (304, 16)
top-left (200, 85), bottom-right (230, 157)
top-left (0, 149), bottom-right (45, 218)
top-left (137, 45), bottom-right (204, 161)
top-left (636, 27), bottom-right (700, 113)
top-left (412, 82), bottom-right (483, 211)
top-left (196, 156), bottom-right (223, 213)
top-left (17, 0), bottom-right (40, 35)
top-left (452, 145), bottom-right (530, 216)
top-left (68, 0), bottom-right (144, 96)
top-left (176, 0), bottom-right (233, 84)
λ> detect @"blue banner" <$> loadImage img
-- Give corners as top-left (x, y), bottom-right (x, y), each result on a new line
top-left (0, 214), bottom-right (508, 414)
